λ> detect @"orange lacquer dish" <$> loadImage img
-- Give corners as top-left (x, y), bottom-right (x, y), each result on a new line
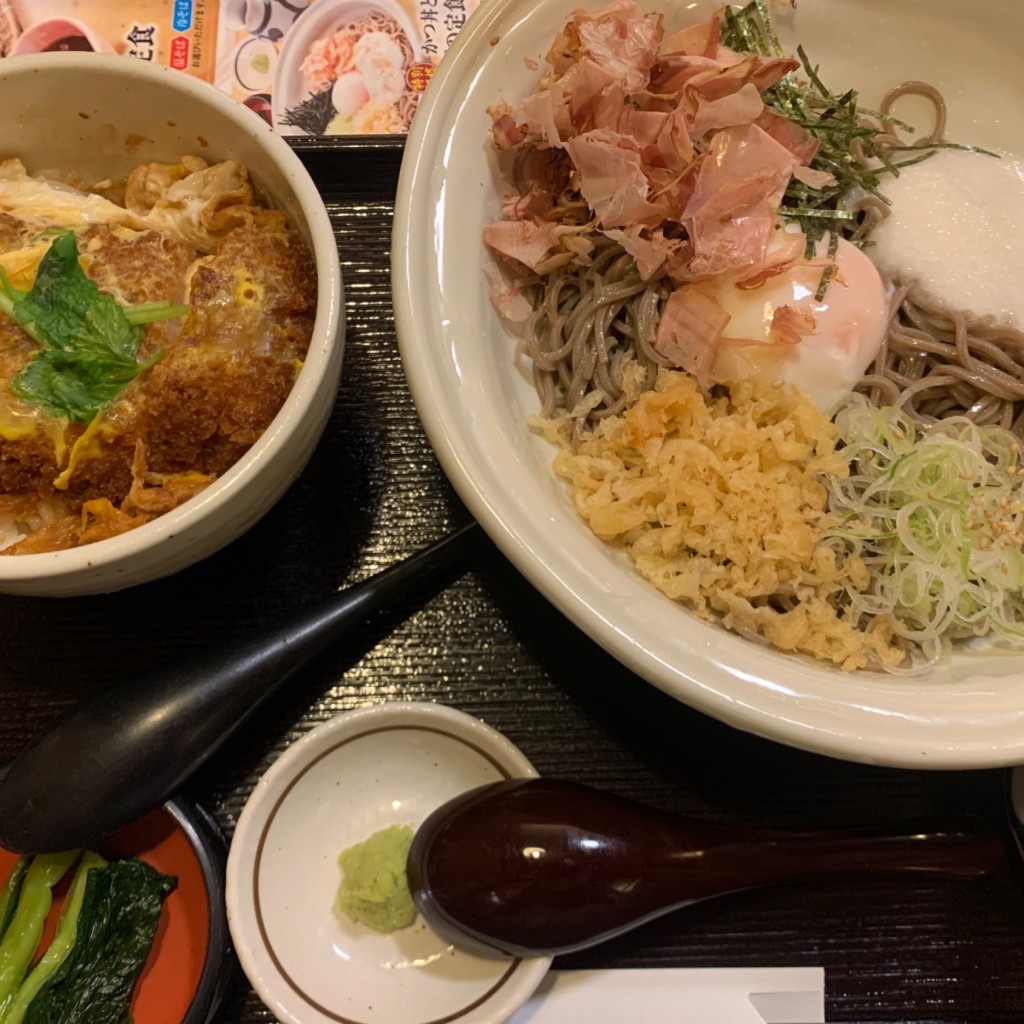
top-left (0, 798), bottom-right (229, 1024)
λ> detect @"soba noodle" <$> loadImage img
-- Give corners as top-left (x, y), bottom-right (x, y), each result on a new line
top-left (491, 4), bottom-right (1024, 670)
top-left (522, 236), bottom-right (670, 442)
top-left (295, 10), bottom-right (419, 133)
top-left (841, 84), bottom-right (946, 239)
top-left (857, 280), bottom-right (1024, 437)
top-left (879, 80), bottom-right (948, 147)
top-left (348, 11), bottom-right (419, 132)
top-left (522, 78), bottom-right (1024, 447)
top-left (520, 80), bottom-right (991, 439)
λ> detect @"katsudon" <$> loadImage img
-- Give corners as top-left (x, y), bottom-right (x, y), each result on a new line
top-left (0, 155), bottom-right (316, 554)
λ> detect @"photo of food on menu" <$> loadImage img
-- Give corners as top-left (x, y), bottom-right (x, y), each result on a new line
top-left (0, 0), bottom-right (478, 135)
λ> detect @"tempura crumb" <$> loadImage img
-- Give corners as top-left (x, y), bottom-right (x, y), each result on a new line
top-left (548, 370), bottom-right (903, 671)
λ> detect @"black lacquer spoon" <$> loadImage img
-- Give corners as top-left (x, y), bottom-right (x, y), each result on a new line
top-left (408, 778), bottom-right (1007, 958)
top-left (0, 522), bottom-right (488, 854)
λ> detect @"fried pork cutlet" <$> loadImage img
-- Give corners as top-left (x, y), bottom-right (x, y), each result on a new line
top-left (0, 160), bottom-right (316, 554)
top-left (139, 223), bottom-right (316, 477)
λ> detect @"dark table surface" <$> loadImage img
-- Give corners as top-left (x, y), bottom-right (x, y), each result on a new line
top-left (1, 141), bottom-right (1022, 1024)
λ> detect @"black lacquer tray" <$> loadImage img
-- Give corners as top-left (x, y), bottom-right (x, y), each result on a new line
top-left (0, 137), bottom-right (1022, 1023)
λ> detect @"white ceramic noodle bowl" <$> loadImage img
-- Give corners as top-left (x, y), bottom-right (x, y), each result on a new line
top-left (392, 0), bottom-right (1024, 768)
top-left (0, 54), bottom-right (344, 596)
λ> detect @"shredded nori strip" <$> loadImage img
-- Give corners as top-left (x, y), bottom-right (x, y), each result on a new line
top-left (720, 1), bottom-right (998, 301)
top-left (720, 2), bottom-right (891, 269)
top-left (278, 89), bottom-right (336, 135)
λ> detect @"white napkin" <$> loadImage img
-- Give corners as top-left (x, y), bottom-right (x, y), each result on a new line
top-left (507, 967), bottom-right (825, 1023)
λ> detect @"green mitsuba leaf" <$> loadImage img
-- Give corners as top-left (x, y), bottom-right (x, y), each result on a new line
top-left (6, 231), bottom-right (174, 423)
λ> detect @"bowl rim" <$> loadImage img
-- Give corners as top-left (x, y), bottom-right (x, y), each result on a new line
top-left (164, 794), bottom-right (234, 1024)
top-left (0, 53), bottom-right (344, 585)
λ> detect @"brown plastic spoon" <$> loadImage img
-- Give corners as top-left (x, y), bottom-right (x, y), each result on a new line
top-left (408, 778), bottom-right (1006, 958)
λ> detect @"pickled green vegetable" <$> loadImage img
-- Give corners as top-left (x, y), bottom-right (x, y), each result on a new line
top-left (3, 853), bottom-right (106, 1024)
top-left (0, 852), bottom-right (81, 1019)
top-left (19, 859), bottom-right (176, 1024)
top-left (0, 862), bottom-right (30, 944)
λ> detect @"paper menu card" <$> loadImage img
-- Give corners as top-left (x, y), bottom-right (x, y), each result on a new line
top-left (0, 0), bottom-right (480, 136)
top-left (507, 968), bottom-right (826, 1024)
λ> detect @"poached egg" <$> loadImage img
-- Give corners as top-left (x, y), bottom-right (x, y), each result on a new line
top-left (709, 226), bottom-right (889, 413)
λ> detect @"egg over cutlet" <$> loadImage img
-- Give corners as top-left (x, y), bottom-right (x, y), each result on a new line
top-left (0, 156), bottom-right (315, 553)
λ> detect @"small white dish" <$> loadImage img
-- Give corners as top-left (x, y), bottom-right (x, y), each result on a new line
top-left (233, 37), bottom-right (278, 92)
top-left (227, 702), bottom-right (552, 1024)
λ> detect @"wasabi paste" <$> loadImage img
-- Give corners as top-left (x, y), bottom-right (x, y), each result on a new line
top-left (336, 825), bottom-right (416, 933)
